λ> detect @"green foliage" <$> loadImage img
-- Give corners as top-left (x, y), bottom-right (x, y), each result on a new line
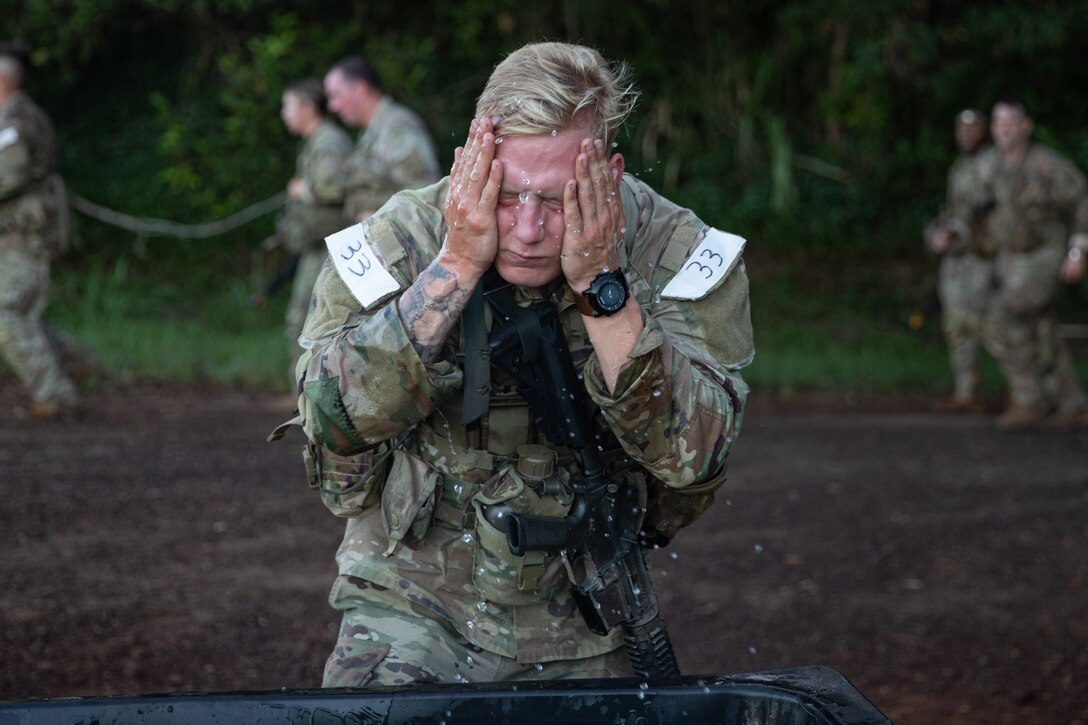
top-left (5, 0), bottom-right (1088, 392)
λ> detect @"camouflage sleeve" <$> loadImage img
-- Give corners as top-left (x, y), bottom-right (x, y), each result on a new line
top-left (1050, 155), bottom-right (1088, 240)
top-left (0, 124), bottom-right (31, 201)
top-left (582, 183), bottom-right (752, 490)
top-left (299, 296), bottom-right (463, 453)
top-left (306, 146), bottom-right (347, 206)
top-left (304, 125), bottom-right (350, 204)
top-left (296, 198), bottom-right (459, 454)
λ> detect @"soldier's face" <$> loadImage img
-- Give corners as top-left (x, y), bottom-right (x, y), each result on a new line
top-left (492, 127), bottom-right (599, 288)
top-left (954, 121), bottom-right (986, 154)
top-left (991, 105), bottom-right (1032, 153)
top-left (280, 93), bottom-right (305, 136)
top-left (324, 70), bottom-right (361, 127)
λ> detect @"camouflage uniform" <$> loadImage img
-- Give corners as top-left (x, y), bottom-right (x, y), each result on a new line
top-left (294, 175), bottom-right (753, 686)
top-left (975, 143), bottom-right (1088, 415)
top-left (275, 119), bottom-right (352, 370)
top-left (342, 97), bottom-right (440, 223)
top-left (0, 90), bottom-right (79, 408)
top-left (924, 148), bottom-right (997, 402)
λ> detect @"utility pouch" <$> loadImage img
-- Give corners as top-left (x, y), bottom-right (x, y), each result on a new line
top-left (470, 459), bottom-right (570, 606)
top-left (304, 442), bottom-right (392, 518)
top-left (380, 448), bottom-right (442, 555)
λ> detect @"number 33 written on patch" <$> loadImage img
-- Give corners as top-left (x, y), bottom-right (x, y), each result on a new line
top-left (325, 224), bottom-right (400, 308)
top-left (660, 228), bottom-right (746, 300)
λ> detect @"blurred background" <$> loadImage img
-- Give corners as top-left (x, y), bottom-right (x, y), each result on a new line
top-left (4, 0), bottom-right (1088, 393)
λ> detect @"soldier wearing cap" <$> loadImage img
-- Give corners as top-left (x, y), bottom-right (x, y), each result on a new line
top-left (290, 42), bottom-right (752, 686)
top-left (0, 42), bottom-right (82, 420)
top-left (925, 108), bottom-right (997, 412)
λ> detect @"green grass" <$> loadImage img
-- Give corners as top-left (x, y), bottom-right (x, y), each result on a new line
top-left (44, 257), bottom-right (294, 391)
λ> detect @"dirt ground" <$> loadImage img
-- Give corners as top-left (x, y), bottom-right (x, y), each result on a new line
top-left (1, 383), bottom-right (1086, 724)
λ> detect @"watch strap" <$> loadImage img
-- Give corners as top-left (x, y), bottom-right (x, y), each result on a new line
top-left (571, 288), bottom-right (599, 317)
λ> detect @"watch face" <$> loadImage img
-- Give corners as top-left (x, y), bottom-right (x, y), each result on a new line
top-left (596, 279), bottom-right (626, 310)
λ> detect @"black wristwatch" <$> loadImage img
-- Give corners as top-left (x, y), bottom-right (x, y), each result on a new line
top-left (573, 270), bottom-right (630, 317)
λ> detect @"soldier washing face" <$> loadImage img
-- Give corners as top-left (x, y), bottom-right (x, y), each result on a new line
top-left (287, 42), bottom-right (753, 687)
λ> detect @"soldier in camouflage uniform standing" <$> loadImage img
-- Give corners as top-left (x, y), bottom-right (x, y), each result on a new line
top-left (0, 43), bottom-right (81, 420)
top-left (925, 109), bottom-right (996, 413)
top-left (322, 56), bottom-right (440, 225)
top-left (263, 79), bottom-right (352, 380)
top-left (975, 100), bottom-right (1088, 429)
top-left (289, 42), bottom-right (753, 686)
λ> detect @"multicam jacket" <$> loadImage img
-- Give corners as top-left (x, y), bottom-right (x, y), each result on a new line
top-left (342, 97), bottom-right (440, 221)
top-left (296, 175), bottom-right (753, 663)
top-left (926, 149), bottom-right (998, 257)
top-left (976, 143), bottom-right (1088, 255)
top-left (0, 91), bottom-right (67, 256)
top-left (277, 119), bottom-right (353, 254)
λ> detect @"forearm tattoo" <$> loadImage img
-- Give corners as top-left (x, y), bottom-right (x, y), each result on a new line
top-left (398, 259), bottom-right (474, 362)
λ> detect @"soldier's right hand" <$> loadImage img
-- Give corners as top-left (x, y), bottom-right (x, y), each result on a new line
top-left (440, 118), bottom-right (502, 275)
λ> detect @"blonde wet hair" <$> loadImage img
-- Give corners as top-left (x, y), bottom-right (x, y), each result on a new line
top-left (475, 42), bottom-right (638, 145)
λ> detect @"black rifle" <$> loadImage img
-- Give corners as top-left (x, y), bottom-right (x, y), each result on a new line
top-left (486, 301), bottom-right (680, 678)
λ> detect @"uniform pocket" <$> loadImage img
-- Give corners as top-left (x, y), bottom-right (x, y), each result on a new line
top-left (470, 466), bottom-right (569, 606)
top-left (305, 443), bottom-right (391, 518)
top-left (380, 448), bottom-right (441, 553)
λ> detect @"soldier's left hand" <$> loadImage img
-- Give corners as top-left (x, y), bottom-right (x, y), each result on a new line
top-left (287, 177), bottom-right (306, 201)
top-left (561, 138), bottom-right (626, 293)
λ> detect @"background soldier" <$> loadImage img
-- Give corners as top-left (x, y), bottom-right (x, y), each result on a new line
top-left (0, 42), bottom-right (82, 421)
top-left (926, 109), bottom-right (996, 413)
top-left (322, 56), bottom-right (440, 225)
top-left (980, 100), bottom-right (1088, 429)
top-left (256, 79), bottom-right (352, 382)
top-left (293, 42), bottom-right (752, 687)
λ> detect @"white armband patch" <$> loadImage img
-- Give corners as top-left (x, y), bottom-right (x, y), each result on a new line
top-left (325, 223), bottom-right (401, 309)
top-left (660, 228), bottom-right (746, 301)
top-left (0, 126), bottom-right (18, 151)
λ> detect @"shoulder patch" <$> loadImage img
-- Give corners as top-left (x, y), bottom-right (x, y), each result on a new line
top-left (659, 227), bottom-right (746, 301)
top-left (0, 126), bottom-right (18, 151)
top-left (325, 223), bottom-right (402, 309)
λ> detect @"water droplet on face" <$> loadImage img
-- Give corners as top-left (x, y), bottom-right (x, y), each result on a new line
top-left (551, 129), bottom-right (558, 136)
top-left (519, 191), bottom-right (529, 204)
top-left (559, 254), bottom-right (567, 260)
top-left (580, 250), bottom-right (590, 257)
top-left (495, 137), bottom-right (503, 144)
top-left (521, 178), bottom-right (531, 185)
